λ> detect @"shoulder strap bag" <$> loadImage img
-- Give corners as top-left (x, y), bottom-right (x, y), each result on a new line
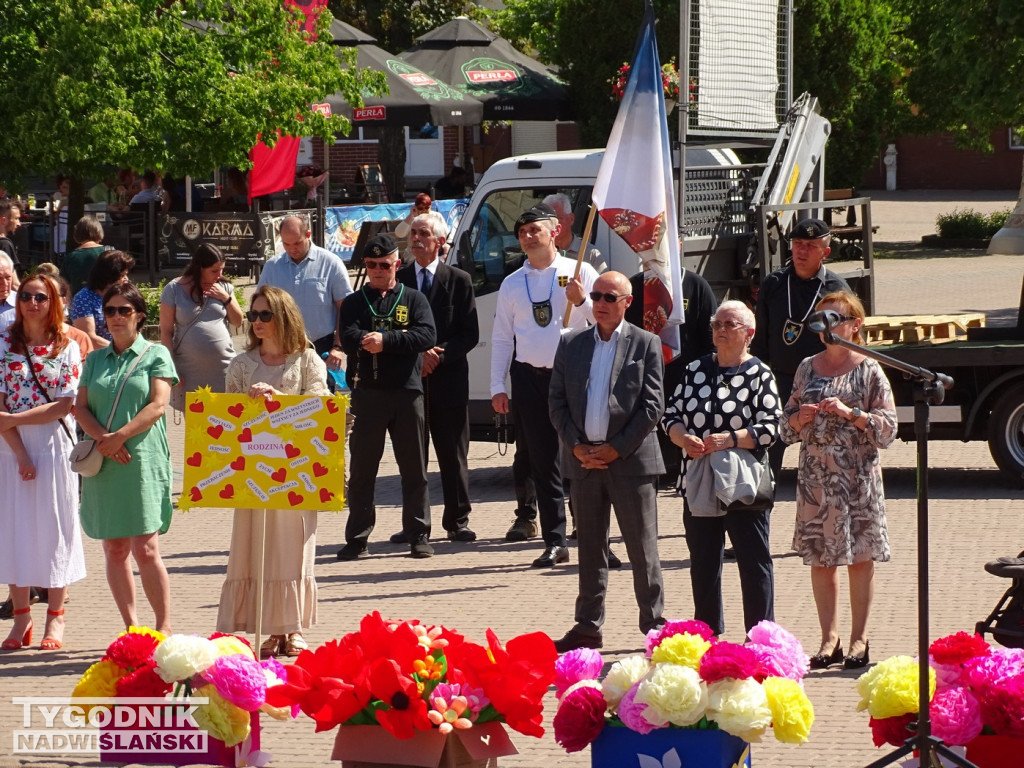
top-left (24, 351), bottom-right (74, 442)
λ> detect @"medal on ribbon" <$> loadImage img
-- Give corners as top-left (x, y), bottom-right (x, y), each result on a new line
top-left (783, 319), bottom-right (802, 345)
top-left (533, 300), bottom-right (552, 327)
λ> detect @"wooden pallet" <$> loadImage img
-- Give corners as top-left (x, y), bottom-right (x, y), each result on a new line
top-left (863, 313), bottom-right (986, 345)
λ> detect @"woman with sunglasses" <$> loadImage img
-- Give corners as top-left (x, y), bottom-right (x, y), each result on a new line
top-left (70, 249), bottom-right (135, 350)
top-left (663, 300), bottom-right (781, 638)
top-left (76, 283), bottom-right (178, 634)
top-left (217, 286), bottom-right (328, 659)
top-left (0, 274), bottom-right (84, 650)
top-left (781, 290), bottom-right (897, 670)
top-left (159, 243), bottom-right (242, 412)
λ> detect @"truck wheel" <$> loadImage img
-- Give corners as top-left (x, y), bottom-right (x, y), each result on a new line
top-left (988, 384), bottom-right (1024, 487)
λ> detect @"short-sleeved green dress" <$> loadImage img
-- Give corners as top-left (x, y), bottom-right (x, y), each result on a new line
top-left (79, 336), bottom-right (179, 539)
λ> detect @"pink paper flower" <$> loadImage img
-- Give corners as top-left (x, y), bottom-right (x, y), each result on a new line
top-left (204, 654), bottom-right (268, 711)
top-left (555, 648), bottom-right (604, 698)
top-left (869, 714), bottom-right (915, 747)
top-left (963, 647), bottom-right (1024, 694)
top-left (553, 683), bottom-right (607, 752)
top-left (746, 621), bottom-right (809, 682)
top-left (645, 620), bottom-right (715, 656)
top-left (930, 686), bottom-right (983, 746)
top-left (432, 682), bottom-right (489, 718)
top-left (978, 673), bottom-right (1024, 736)
top-left (617, 681), bottom-right (664, 734)
top-left (700, 641), bottom-right (761, 683)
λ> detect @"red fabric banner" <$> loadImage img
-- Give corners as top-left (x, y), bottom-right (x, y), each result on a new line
top-left (248, 134), bottom-right (301, 203)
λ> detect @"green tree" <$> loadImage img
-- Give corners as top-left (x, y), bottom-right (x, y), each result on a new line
top-left (0, 0), bottom-right (378, 240)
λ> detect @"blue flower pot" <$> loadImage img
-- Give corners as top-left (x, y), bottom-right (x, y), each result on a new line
top-left (591, 725), bottom-right (751, 768)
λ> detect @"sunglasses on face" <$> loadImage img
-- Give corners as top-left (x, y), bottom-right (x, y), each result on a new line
top-left (18, 291), bottom-right (49, 304)
top-left (711, 320), bottom-right (746, 331)
top-left (245, 310), bottom-right (274, 323)
top-left (589, 291), bottom-right (628, 303)
top-left (364, 260), bottom-right (397, 271)
top-left (102, 305), bottom-right (135, 317)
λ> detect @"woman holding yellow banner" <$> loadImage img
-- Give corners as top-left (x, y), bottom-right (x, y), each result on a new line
top-left (216, 286), bottom-right (328, 659)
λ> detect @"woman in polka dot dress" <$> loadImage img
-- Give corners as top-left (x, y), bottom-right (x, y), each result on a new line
top-left (664, 300), bottom-right (781, 637)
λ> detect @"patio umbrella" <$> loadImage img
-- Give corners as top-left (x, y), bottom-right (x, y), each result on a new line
top-left (325, 20), bottom-right (484, 127)
top-left (399, 17), bottom-right (574, 121)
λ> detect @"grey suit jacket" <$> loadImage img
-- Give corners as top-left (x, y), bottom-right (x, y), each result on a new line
top-left (549, 323), bottom-right (666, 479)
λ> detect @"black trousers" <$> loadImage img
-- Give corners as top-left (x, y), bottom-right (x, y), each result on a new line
top-left (345, 388), bottom-right (430, 544)
top-left (512, 441), bottom-right (538, 518)
top-left (684, 502), bottom-right (774, 636)
top-left (424, 378), bottom-right (472, 532)
top-left (768, 372), bottom-right (795, 485)
top-left (509, 361), bottom-right (566, 547)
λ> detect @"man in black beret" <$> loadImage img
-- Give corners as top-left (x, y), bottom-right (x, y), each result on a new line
top-left (751, 217), bottom-right (851, 484)
top-left (336, 233), bottom-right (438, 560)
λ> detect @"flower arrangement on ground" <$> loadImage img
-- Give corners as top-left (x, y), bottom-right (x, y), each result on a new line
top-left (610, 58), bottom-right (681, 102)
top-left (552, 619), bottom-right (815, 753)
top-left (858, 631), bottom-right (1024, 748)
top-left (72, 626), bottom-right (293, 749)
top-left (264, 611), bottom-right (557, 740)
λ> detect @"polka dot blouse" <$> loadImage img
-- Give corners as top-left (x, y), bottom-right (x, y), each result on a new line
top-left (663, 353), bottom-right (781, 449)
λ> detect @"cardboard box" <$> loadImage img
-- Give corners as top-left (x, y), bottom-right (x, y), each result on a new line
top-left (331, 722), bottom-right (518, 768)
top-left (590, 725), bottom-right (751, 768)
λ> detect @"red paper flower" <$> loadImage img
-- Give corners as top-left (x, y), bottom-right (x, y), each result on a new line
top-left (978, 673), bottom-right (1024, 736)
top-left (368, 658), bottom-right (430, 740)
top-left (869, 713), bottom-right (915, 747)
top-left (699, 641), bottom-right (760, 683)
top-left (105, 632), bottom-right (161, 670)
top-left (357, 612), bottom-right (429, 674)
top-left (115, 663), bottom-right (173, 697)
top-left (553, 685), bottom-right (607, 753)
top-left (929, 632), bottom-right (991, 666)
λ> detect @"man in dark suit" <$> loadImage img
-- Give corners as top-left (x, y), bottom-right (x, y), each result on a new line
top-left (549, 271), bottom-right (666, 652)
top-left (394, 212), bottom-right (480, 542)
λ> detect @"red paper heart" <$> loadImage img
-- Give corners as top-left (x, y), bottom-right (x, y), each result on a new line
top-left (265, 399), bottom-right (282, 413)
top-left (228, 403), bottom-right (244, 418)
top-left (186, 452), bottom-right (202, 467)
top-left (285, 444), bottom-right (301, 459)
top-left (326, 400), bottom-right (339, 414)
top-left (319, 488), bottom-right (335, 503)
top-left (189, 401), bottom-right (204, 413)
top-left (287, 491), bottom-right (303, 507)
top-left (271, 468), bottom-right (287, 483)
top-left (237, 428), bottom-right (252, 443)
top-left (230, 456), bottom-right (245, 471)
top-left (219, 484), bottom-right (234, 499)
top-left (189, 487), bottom-right (202, 502)
top-left (312, 462), bottom-right (329, 478)
top-left (323, 426), bottom-right (339, 442)
top-left (207, 425), bottom-right (224, 440)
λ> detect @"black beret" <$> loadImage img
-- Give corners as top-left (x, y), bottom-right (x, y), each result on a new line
top-left (789, 217), bottom-right (830, 240)
top-left (514, 203), bottom-right (558, 237)
top-left (365, 233), bottom-right (398, 259)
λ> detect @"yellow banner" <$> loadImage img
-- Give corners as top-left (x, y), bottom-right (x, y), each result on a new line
top-left (179, 389), bottom-right (347, 511)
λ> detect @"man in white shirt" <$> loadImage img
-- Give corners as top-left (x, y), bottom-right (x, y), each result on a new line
top-left (490, 203), bottom-right (598, 567)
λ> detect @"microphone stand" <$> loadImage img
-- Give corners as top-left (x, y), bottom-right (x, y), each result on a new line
top-left (816, 330), bottom-right (973, 768)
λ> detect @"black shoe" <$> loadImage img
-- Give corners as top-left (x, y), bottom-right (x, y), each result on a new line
top-left (389, 530), bottom-right (412, 544)
top-left (568, 529), bottom-right (578, 540)
top-left (447, 528), bottom-right (477, 542)
top-left (553, 628), bottom-right (603, 654)
top-left (607, 548), bottom-right (622, 569)
top-left (809, 642), bottom-right (844, 670)
top-left (532, 546), bottom-right (569, 568)
top-left (410, 538), bottom-right (434, 558)
top-left (336, 542), bottom-right (369, 561)
top-left (723, 547), bottom-right (736, 560)
top-left (844, 641), bottom-right (870, 670)
top-left (505, 517), bottom-right (539, 542)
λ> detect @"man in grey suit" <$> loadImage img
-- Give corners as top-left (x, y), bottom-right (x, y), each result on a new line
top-left (549, 271), bottom-right (666, 652)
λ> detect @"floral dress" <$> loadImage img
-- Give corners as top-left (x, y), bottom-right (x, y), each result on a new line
top-left (0, 333), bottom-right (86, 587)
top-left (781, 356), bottom-right (897, 567)
top-left (70, 288), bottom-right (109, 341)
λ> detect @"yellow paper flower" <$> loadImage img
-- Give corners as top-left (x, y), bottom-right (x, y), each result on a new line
top-left (762, 676), bottom-right (814, 744)
top-left (651, 633), bottom-right (711, 670)
top-left (192, 684), bottom-right (251, 747)
top-left (72, 660), bottom-right (128, 720)
top-left (634, 663), bottom-right (708, 727)
top-left (856, 655), bottom-right (934, 719)
top-left (120, 626), bottom-right (167, 643)
top-left (211, 635), bottom-right (256, 660)
top-left (707, 678), bottom-right (772, 743)
top-left (602, 655), bottom-right (650, 712)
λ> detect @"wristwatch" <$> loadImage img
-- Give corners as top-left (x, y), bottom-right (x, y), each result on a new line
top-left (850, 407), bottom-right (863, 421)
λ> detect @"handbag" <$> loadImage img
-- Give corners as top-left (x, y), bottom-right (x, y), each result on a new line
top-left (724, 450), bottom-right (775, 512)
top-left (71, 344), bottom-right (152, 476)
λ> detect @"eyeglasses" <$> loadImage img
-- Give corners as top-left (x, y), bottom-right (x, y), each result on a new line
top-left (245, 310), bottom-right (274, 323)
top-left (18, 291), bottom-right (49, 304)
top-left (711, 320), bottom-right (747, 331)
top-left (364, 260), bottom-right (397, 271)
top-left (589, 291), bottom-right (629, 303)
top-left (102, 305), bottom-right (135, 317)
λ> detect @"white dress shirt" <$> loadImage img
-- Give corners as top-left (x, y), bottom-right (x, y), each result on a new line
top-left (584, 321), bottom-right (624, 442)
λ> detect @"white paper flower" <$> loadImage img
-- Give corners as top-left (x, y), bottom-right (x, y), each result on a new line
top-left (634, 663), bottom-right (708, 727)
top-left (706, 678), bottom-right (772, 742)
top-left (153, 635), bottom-right (221, 683)
top-left (603, 655), bottom-right (651, 712)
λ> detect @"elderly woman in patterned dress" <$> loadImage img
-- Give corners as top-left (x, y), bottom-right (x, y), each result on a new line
top-left (781, 290), bottom-right (897, 670)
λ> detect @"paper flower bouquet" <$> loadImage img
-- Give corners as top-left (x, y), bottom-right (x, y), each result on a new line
top-left (263, 611), bottom-right (557, 739)
top-left (858, 631), bottom-right (1024, 747)
top-left (72, 627), bottom-right (294, 749)
top-left (553, 619), bottom-right (815, 753)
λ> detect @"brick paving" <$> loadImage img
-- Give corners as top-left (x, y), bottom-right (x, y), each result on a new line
top-left (3, 191), bottom-right (1024, 767)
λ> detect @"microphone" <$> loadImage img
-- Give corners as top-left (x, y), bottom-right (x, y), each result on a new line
top-left (806, 309), bottom-right (844, 334)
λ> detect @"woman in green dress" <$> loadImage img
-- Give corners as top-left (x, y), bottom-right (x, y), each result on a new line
top-left (75, 283), bottom-right (178, 634)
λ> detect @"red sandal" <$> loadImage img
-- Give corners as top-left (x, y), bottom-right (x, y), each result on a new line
top-left (1, 606), bottom-right (33, 650)
top-left (40, 609), bottom-right (65, 651)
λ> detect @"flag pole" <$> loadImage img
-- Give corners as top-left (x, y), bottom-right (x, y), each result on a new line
top-left (562, 205), bottom-right (599, 327)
